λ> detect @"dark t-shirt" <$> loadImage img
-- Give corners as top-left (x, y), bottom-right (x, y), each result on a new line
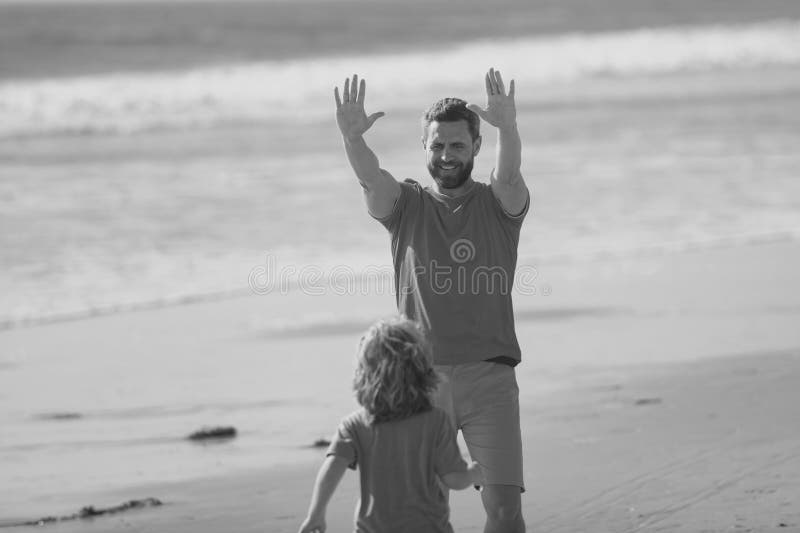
top-left (327, 407), bottom-right (467, 533)
top-left (374, 179), bottom-right (529, 365)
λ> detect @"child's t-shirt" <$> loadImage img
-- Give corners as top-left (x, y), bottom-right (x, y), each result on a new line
top-left (326, 406), bottom-right (467, 533)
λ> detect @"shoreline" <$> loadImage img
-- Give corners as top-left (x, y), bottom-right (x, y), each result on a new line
top-left (1, 231), bottom-right (798, 332)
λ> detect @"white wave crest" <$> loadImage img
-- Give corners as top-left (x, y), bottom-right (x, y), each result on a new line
top-left (1, 20), bottom-right (799, 138)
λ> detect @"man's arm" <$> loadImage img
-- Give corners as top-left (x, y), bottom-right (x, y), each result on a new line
top-left (334, 74), bottom-right (400, 219)
top-left (298, 455), bottom-right (349, 533)
top-left (467, 68), bottom-right (529, 216)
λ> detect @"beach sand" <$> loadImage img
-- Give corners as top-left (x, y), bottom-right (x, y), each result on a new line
top-left (27, 350), bottom-right (799, 533)
top-left (2, 240), bottom-right (799, 532)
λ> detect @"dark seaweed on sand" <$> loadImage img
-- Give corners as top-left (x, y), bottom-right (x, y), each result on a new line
top-left (4, 498), bottom-right (162, 528)
top-left (187, 426), bottom-right (237, 441)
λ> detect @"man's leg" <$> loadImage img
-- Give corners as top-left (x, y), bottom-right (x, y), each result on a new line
top-left (453, 362), bottom-right (525, 533)
top-left (481, 484), bottom-right (525, 533)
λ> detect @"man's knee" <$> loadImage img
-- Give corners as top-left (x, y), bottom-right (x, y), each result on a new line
top-left (481, 484), bottom-right (523, 525)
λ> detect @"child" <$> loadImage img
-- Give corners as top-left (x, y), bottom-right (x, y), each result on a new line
top-left (298, 316), bottom-right (483, 533)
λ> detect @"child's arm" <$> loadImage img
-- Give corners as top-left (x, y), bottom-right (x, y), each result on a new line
top-left (441, 461), bottom-right (485, 491)
top-left (298, 455), bottom-right (350, 533)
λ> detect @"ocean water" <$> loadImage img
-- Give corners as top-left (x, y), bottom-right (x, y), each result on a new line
top-left (1, 0), bottom-right (800, 521)
top-left (1, 9), bottom-right (799, 327)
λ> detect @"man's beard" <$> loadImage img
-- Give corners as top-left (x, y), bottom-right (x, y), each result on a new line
top-left (428, 157), bottom-right (474, 190)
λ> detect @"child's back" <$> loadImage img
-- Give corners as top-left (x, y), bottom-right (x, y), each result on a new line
top-left (328, 406), bottom-right (466, 533)
top-left (298, 317), bottom-right (482, 533)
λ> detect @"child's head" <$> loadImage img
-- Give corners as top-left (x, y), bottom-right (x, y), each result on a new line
top-left (353, 316), bottom-right (438, 424)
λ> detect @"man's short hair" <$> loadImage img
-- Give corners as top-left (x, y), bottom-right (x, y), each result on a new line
top-left (422, 97), bottom-right (480, 141)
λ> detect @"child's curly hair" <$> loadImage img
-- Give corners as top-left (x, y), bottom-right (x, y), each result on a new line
top-left (353, 316), bottom-right (439, 424)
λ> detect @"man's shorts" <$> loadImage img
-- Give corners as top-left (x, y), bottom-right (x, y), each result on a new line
top-left (433, 361), bottom-right (524, 491)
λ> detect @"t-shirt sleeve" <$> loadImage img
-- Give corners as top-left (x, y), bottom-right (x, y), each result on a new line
top-left (372, 179), bottom-right (420, 234)
top-left (489, 177), bottom-right (531, 229)
top-left (433, 411), bottom-right (468, 476)
top-left (325, 417), bottom-right (358, 470)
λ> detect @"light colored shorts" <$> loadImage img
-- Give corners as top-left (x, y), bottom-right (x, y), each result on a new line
top-left (433, 361), bottom-right (524, 491)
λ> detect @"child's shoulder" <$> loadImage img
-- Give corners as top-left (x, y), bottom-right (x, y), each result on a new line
top-left (428, 406), bottom-right (450, 422)
top-left (340, 407), bottom-right (449, 430)
top-left (339, 408), bottom-right (371, 429)
top-left (400, 407), bottom-right (451, 428)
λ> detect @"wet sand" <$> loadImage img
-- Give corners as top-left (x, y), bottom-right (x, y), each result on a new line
top-left (2, 240), bottom-right (799, 532)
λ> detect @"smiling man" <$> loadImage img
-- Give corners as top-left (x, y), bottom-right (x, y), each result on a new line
top-left (424, 113), bottom-right (477, 190)
top-left (333, 68), bottom-right (530, 533)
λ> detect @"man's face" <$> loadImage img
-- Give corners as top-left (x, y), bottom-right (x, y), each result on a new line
top-left (423, 120), bottom-right (481, 190)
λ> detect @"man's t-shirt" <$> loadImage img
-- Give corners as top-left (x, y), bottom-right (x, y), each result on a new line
top-left (375, 179), bottom-right (529, 366)
top-left (326, 407), bottom-right (467, 533)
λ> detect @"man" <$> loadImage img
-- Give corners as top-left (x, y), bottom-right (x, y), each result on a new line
top-left (334, 68), bottom-right (530, 533)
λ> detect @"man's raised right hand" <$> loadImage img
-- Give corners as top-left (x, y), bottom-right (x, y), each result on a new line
top-left (334, 74), bottom-right (385, 142)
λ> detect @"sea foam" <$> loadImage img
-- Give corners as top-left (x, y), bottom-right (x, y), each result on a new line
top-left (1, 20), bottom-right (799, 138)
